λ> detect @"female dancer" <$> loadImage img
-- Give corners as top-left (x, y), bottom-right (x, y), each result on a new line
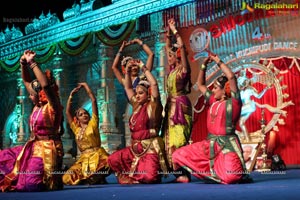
top-left (108, 61), bottom-right (168, 184)
top-left (0, 50), bottom-right (64, 191)
top-left (161, 18), bottom-right (193, 182)
top-left (63, 82), bottom-right (110, 185)
top-left (112, 38), bottom-right (154, 91)
top-left (172, 53), bottom-right (252, 184)
top-left (112, 38), bottom-right (154, 145)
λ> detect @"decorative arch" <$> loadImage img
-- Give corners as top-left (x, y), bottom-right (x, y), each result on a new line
top-left (0, 55), bottom-right (20, 72)
top-left (58, 33), bottom-right (93, 56)
top-left (95, 20), bottom-right (136, 46)
top-left (0, 45), bottom-right (57, 72)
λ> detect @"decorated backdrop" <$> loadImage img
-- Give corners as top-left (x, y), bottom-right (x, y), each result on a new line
top-left (170, 3), bottom-right (300, 166)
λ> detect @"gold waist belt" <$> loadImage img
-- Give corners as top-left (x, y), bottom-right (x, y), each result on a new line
top-left (81, 147), bottom-right (100, 154)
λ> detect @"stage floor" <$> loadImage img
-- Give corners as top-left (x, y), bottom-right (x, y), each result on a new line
top-left (1, 169), bottom-right (299, 200)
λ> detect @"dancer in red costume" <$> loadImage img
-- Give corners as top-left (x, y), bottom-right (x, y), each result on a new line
top-left (108, 60), bottom-right (168, 184)
top-left (172, 53), bottom-right (252, 184)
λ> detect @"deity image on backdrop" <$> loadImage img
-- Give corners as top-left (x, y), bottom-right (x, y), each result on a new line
top-left (9, 121), bottom-right (18, 146)
top-left (236, 65), bottom-right (294, 143)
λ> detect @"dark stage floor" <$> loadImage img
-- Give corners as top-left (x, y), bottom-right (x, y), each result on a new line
top-left (1, 169), bottom-right (299, 200)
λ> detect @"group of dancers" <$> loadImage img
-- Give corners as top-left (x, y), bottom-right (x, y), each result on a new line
top-left (0, 18), bottom-right (252, 192)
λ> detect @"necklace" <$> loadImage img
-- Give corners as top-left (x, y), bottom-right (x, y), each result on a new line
top-left (209, 101), bottom-right (224, 123)
top-left (130, 111), bottom-right (138, 127)
top-left (30, 106), bottom-right (42, 132)
top-left (130, 105), bottom-right (141, 128)
top-left (77, 125), bottom-right (87, 141)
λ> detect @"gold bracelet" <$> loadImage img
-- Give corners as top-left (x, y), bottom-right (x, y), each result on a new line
top-left (200, 64), bottom-right (206, 70)
top-left (173, 30), bottom-right (178, 35)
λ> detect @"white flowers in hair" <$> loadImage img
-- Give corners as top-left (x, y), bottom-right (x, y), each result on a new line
top-left (121, 56), bottom-right (133, 66)
top-left (138, 80), bottom-right (150, 88)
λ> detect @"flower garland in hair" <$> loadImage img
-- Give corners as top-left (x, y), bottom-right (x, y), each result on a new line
top-left (224, 81), bottom-right (231, 98)
top-left (121, 56), bottom-right (133, 75)
top-left (173, 43), bottom-right (182, 59)
top-left (138, 79), bottom-right (152, 96)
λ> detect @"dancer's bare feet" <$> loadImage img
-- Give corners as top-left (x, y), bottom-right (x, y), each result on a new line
top-left (175, 175), bottom-right (190, 183)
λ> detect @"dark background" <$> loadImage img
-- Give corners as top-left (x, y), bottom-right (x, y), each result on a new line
top-left (0, 0), bottom-right (112, 33)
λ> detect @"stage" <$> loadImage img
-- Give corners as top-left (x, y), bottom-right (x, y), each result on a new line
top-left (1, 169), bottom-right (299, 200)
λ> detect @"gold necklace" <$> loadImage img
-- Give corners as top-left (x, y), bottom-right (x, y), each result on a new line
top-left (209, 101), bottom-right (224, 123)
top-left (30, 106), bottom-right (42, 132)
top-left (130, 116), bottom-right (137, 127)
top-left (77, 125), bottom-right (87, 141)
top-left (130, 105), bottom-right (141, 128)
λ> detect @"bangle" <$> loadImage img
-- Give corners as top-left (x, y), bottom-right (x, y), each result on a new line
top-left (140, 41), bottom-right (144, 46)
top-left (217, 60), bottom-right (223, 66)
top-left (116, 51), bottom-right (122, 56)
top-left (200, 64), bottom-right (206, 70)
top-left (69, 96), bottom-right (73, 100)
top-left (30, 62), bottom-right (38, 70)
top-left (173, 30), bottom-right (178, 35)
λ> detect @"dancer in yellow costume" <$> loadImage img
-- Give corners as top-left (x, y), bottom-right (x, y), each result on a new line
top-left (63, 82), bottom-right (110, 185)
